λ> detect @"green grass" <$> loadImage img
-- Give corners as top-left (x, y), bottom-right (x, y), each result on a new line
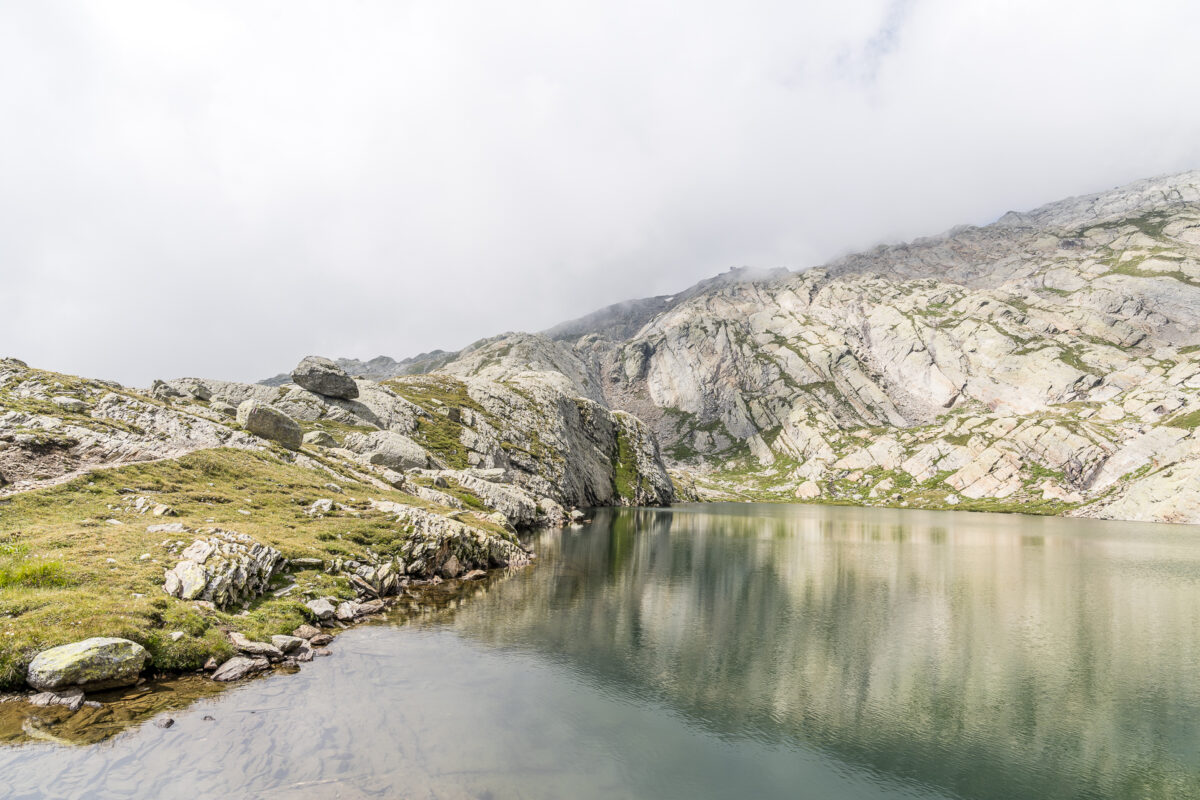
top-left (1166, 408), bottom-right (1200, 430)
top-left (1057, 347), bottom-right (1092, 374)
top-left (0, 558), bottom-right (70, 589)
top-left (0, 446), bottom-right (507, 689)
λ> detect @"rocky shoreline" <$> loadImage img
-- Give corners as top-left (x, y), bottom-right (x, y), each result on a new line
top-left (0, 560), bottom-right (525, 744)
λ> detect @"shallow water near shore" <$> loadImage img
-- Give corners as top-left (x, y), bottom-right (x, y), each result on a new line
top-left (4, 503), bottom-right (1200, 799)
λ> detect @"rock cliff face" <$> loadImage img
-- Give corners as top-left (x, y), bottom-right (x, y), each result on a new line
top-left (429, 171), bottom-right (1200, 524)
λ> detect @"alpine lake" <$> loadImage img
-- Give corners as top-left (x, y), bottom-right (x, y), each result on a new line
top-left (4, 503), bottom-right (1200, 800)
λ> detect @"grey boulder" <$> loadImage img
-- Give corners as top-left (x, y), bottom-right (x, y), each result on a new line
top-left (236, 400), bottom-right (302, 450)
top-left (27, 637), bottom-right (148, 691)
top-left (291, 356), bottom-right (359, 400)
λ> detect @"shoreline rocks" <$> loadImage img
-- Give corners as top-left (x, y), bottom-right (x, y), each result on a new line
top-left (27, 638), bottom-right (148, 692)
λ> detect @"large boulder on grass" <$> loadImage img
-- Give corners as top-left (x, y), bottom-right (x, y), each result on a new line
top-left (236, 400), bottom-right (302, 450)
top-left (291, 356), bottom-right (359, 399)
top-left (27, 637), bottom-right (148, 691)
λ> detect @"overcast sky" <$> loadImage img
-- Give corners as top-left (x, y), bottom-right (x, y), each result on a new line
top-left (3, 1), bottom-right (1199, 386)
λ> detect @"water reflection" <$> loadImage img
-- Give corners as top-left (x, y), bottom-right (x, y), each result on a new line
top-left (3, 504), bottom-right (1200, 800)
top-left (451, 505), bottom-right (1200, 799)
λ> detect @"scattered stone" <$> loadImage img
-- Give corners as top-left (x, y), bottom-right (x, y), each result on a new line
top-left (202, 657), bottom-right (219, 671)
top-left (229, 632), bottom-right (284, 661)
top-left (312, 648), bottom-right (332, 658)
top-left (27, 638), bottom-right (148, 692)
top-left (147, 522), bottom-right (188, 534)
top-left (356, 599), bottom-right (385, 616)
top-left (309, 633), bottom-right (333, 647)
top-left (28, 688), bottom-right (85, 712)
top-left (151, 504), bottom-right (176, 517)
top-left (235, 400), bottom-right (303, 450)
top-left (169, 631), bottom-right (185, 642)
top-left (289, 557), bottom-right (323, 571)
top-left (462, 569), bottom-right (487, 581)
top-left (292, 624), bottom-right (321, 640)
top-left (51, 396), bottom-right (87, 413)
top-left (335, 601), bottom-right (360, 622)
top-left (305, 598), bottom-right (336, 621)
top-left (154, 717), bottom-right (175, 729)
top-left (306, 499), bottom-right (333, 517)
top-left (211, 656), bottom-right (270, 682)
top-left (270, 635), bottom-right (304, 654)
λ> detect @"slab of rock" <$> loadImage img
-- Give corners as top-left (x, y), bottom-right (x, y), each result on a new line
top-left (335, 601), bottom-right (360, 622)
top-left (236, 400), bottom-right (302, 450)
top-left (309, 633), bottom-right (333, 647)
top-left (211, 656), bottom-right (270, 682)
top-left (229, 632), bottom-right (284, 661)
top-left (27, 638), bottom-right (148, 691)
top-left (51, 396), bottom-right (87, 413)
top-left (291, 356), bottom-right (359, 400)
top-left (147, 522), bottom-right (188, 534)
top-left (343, 430), bottom-right (431, 471)
top-left (29, 688), bottom-right (85, 712)
top-left (270, 635), bottom-right (304, 654)
top-left (302, 430), bottom-right (336, 447)
top-left (356, 599), bottom-right (386, 616)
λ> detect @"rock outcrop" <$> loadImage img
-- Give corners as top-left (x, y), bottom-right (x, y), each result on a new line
top-left (162, 531), bottom-right (284, 609)
top-left (414, 170), bottom-right (1200, 524)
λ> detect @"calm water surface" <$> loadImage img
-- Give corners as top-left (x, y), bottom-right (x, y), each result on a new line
top-left (4, 504), bottom-right (1200, 799)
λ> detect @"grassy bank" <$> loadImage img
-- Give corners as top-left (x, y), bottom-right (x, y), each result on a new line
top-left (0, 447), bottom-right (502, 690)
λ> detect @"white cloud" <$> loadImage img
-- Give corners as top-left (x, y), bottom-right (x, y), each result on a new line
top-left (2, 0), bottom-right (1198, 384)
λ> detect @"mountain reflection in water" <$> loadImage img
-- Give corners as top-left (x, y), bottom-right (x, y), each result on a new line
top-left (3, 504), bottom-right (1199, 800)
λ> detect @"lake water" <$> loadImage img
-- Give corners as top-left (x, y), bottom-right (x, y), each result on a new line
top-left (4, 504), bottom-right (1200, 799)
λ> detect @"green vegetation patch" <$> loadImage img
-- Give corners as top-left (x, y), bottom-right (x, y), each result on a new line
top-left (385, 375), bottom-right (493, 469)
top-left (1166, 408), bottom-right (1200, 430)
top-left (0, 446), bottom-right (484, 689)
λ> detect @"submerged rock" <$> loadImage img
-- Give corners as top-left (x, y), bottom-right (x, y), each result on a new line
top-left (27, 637), bottom-right (148, 692)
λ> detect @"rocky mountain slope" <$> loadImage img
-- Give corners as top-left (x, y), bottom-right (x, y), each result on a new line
top-left (0, 353), bottom-right (672, 690)
top-left (411, 170), bottom-right (1200, 524)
